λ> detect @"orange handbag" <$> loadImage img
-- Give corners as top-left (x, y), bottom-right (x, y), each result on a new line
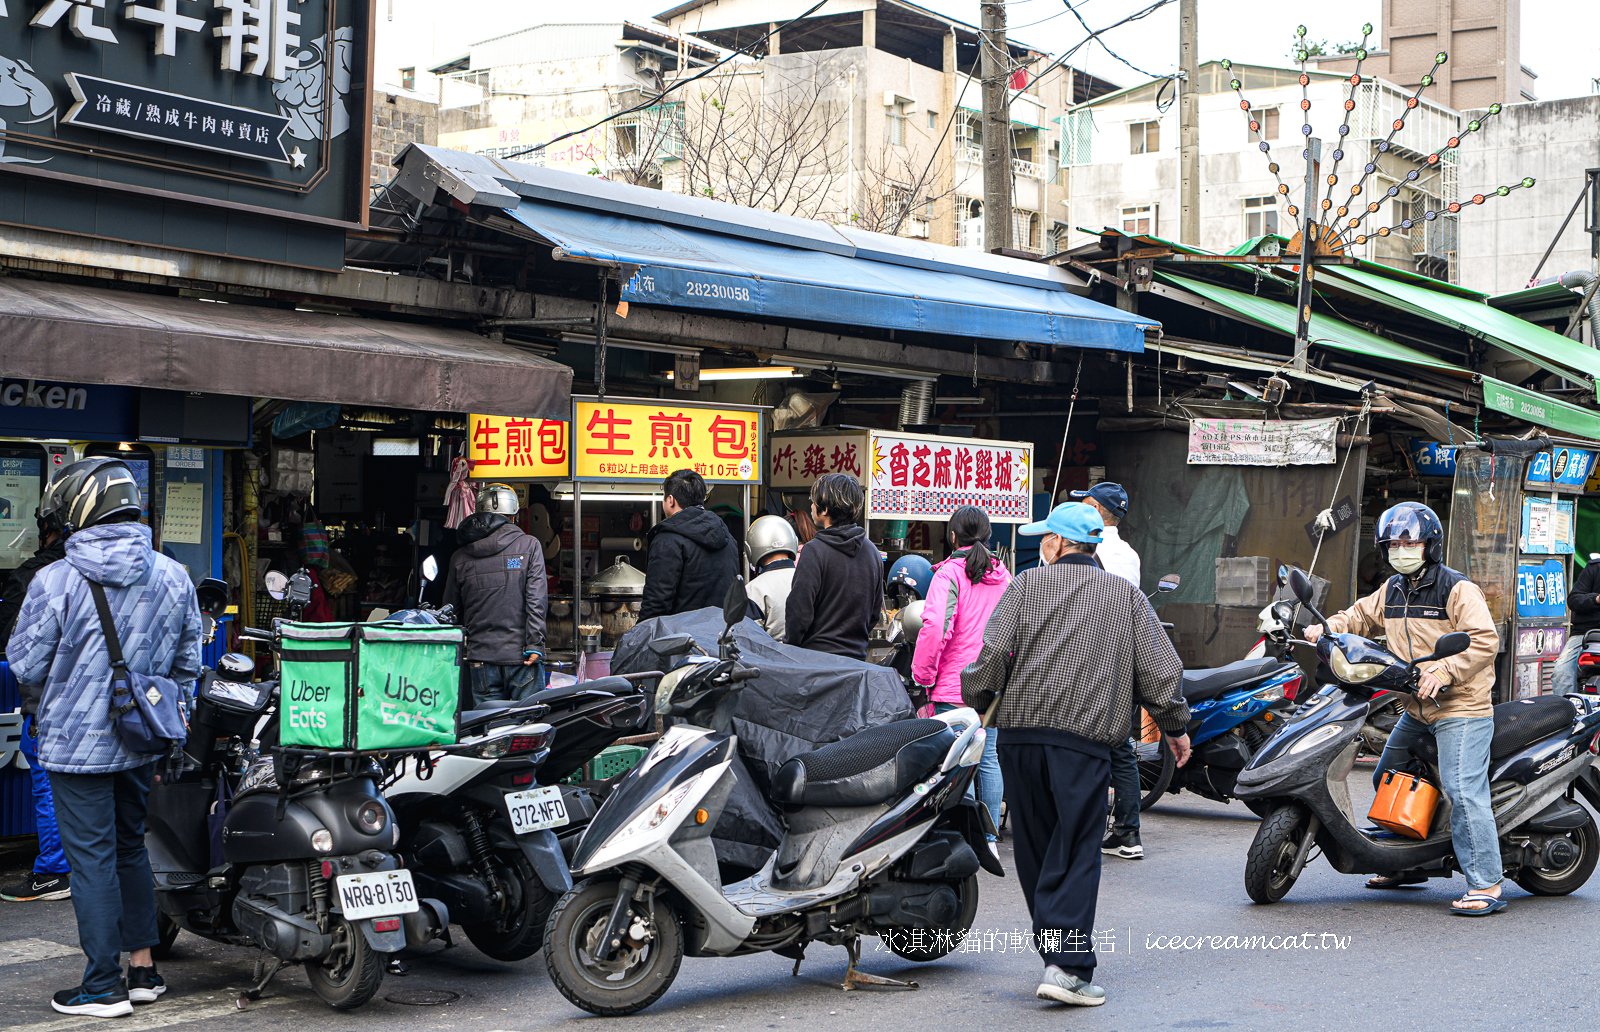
top-left (1368, 770), bottom-right (1441, 839)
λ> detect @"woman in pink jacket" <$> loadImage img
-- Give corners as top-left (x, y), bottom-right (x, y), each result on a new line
top-left (912, 505), bottom-right (1012, 853)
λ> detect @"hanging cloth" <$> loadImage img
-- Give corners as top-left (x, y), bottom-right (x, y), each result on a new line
top-left (444, 456), bottom-right (476, 529)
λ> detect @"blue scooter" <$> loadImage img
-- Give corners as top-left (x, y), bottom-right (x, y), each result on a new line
top-left (1138, 600), bottom-right (1305, 812)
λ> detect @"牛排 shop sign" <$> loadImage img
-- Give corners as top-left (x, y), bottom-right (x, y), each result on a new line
top-left (572, 397), bottom-right (764, 484)
top-left (0, 0), bottom-right (370, 268)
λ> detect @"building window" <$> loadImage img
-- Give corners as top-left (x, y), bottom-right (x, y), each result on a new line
top-left (1129, 119), bottom-right (1160, 154)
top-left (886, 99), bottom-right (911, 146)
top-left (927, 110), bottom-right (938, 129)
top-left (955, 197), bottom-right (983, 249)
top-left (1121, 203), bottom-right (1155, 235)
top-left (613, 122), bottom-right (639, 158)
top-left (400, 67), bottom-right (415, 91)
top-left (1248, 107), bottom-right (1278, 141)
top-left (1062, 108), bottom-right (1092, 166)
top-left (1011, 208), bottom-right (1040, 251)
top-left (1243, 196), bottom-right (1279, 238)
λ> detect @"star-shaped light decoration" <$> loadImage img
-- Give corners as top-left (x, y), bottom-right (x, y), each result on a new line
top-left (289, 147), bottom-right (307, 170)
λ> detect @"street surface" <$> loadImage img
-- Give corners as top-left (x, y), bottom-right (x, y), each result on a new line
top-left (0, 763), bottom-right (1591, 1032)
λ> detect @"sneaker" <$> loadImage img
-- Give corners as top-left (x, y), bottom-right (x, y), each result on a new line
top-left (1, 872), bottom-right (71, 902)
top-left (127, 966), bottom-right (166, 1004)
top-left (51, 984), bottom-right (133, 1017)
top-left (1036, 965), bottom-right (1106, 1007)
top-left (1101, 831), bottom-right (1144, 860)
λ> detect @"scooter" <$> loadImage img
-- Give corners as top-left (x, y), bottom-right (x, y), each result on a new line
top-left (541, 580), bottom-right (1001, 1016)
top-left (1236, 569), bottom-right (1600, 903)
top-left (147, 570), bottom-right (449, 1009)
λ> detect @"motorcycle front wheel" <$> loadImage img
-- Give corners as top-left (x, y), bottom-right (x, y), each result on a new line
top-left (1244, 804), bottom-right (1312, 904)
top-left (544, 879), bottom-right (683, 1017)
top-left (883, 874), bottom-right (980, 961)
top-left (464, 857), bottom-right (555, 962)
top-left (305, 918), bottom-right (384, 1010)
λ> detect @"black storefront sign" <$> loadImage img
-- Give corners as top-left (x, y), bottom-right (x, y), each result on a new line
top-left (64, 74), bottom-right (292, 164)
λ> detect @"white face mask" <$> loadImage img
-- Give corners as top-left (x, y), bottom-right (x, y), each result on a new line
top-left (1389, 543), bottom-right (1426, 575)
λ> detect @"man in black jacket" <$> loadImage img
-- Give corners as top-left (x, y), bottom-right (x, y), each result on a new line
top-left (640, 469), bottom-right (740, 621)
top-left (785, 473), bottom-right (883, 659)
top-left (1557, 554), bottom-right (1600, 696)
top-left (441, 485), bottom-right (547, 707)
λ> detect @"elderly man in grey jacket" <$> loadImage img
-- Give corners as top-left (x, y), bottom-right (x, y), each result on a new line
top-left (963, 502), bottom-right (1189, 1010)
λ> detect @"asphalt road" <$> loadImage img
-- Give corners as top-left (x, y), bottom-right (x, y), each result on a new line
top-left (0, 764), bottom-right (1594, 1032)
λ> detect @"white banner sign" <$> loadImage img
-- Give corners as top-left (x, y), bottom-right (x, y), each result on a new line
top-left (1187, 418), bottom-right (1338, 466)
top-left (868, 433), bottom-right (1033, 524)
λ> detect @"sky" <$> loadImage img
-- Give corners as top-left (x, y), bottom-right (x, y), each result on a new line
top-left (378, 0), bottom-right (1600, 103)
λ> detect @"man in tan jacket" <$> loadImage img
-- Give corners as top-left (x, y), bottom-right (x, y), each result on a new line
top-left (1305, 502), bottom-right (1505, 915)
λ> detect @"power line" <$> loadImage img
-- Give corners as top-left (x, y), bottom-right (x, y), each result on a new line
top-left (500, 1), bottom-right (826, 162)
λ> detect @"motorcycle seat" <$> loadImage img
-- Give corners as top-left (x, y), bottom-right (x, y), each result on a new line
top-left (1410, 695), bottom-right (1577, 765)
top-left (534, 676), bottom-right (639, 707)
top-left (1180, 658), bottom-right (1284, 704)
top-left (771, 718), bottom-right (956, 809)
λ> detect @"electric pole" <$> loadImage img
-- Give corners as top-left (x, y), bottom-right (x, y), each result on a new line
top-left (981, 1), bottom-right (1011, 253)
top-left (1177, 0), bottom-right (1199, 246)
top-left (1292, 137), bottom-right (1322, 371)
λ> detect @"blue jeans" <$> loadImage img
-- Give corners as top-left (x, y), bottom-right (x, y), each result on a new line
top-left (1374, 712), bottom-right (1501, 890)
top-left (1551, 634), bottom-right (1585, 697)
top-left (48, 764), bottom-right (161, 994)
top-left (936, 702), bottom-right (1002, 841)
top-left (467, 661), bottom-right (546, 708)
top-left (21, 717), bottom-right (68, 875)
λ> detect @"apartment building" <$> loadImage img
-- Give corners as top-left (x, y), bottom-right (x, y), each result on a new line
top-left (1062, 61), bottom-right (1465, 280)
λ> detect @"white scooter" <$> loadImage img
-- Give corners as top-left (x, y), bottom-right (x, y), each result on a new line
top-left (541, 580), bottom-right (1002, 1016)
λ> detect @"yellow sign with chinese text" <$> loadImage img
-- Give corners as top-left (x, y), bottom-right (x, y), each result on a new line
top-left (573, 400), bottom-right (763, 483)
top-left (468, 415), bottom-right (569, 479)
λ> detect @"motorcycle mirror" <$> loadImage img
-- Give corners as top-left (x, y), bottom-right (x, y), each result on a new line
top-left (1157, 574), bottom-right (1180, 592)
top-left (202, 614), bottom-right (216, 642)
top-left (1421, 631), bottom-right (1472, 663)
top-left (263, 570), bottom-right (289, 601)
top-left (650, 634), bottom-right (696, 658)
top-left (1287, 567), bottom-right (1316, 605)
top-left (723, 576), bottom-right (748, 629)
top-left (421, 555), bottom-right (439, 584)
top-left (196, 576), bottom-right (230, 618)
top-left (1278, 563), bottom-right (1290, 586)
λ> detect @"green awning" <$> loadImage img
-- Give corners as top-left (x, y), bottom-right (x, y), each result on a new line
top-left (1321, 266), bottom-right (1600, 384)
top-left (1480, 379), bottom-right (1600, 441)
top-left (1155, 272), bottom-right (1469, 375)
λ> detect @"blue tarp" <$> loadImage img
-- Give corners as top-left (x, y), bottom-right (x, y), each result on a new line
top-left (508, 202), bottom-right (1157, 352)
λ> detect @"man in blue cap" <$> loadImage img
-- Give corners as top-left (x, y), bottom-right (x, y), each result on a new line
top-left (1070, 482), bottom-right (1147, 860)
top-left (963, 502), bottom-right (1189, 1009)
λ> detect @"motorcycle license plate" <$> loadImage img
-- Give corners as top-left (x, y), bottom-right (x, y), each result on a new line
top-left (335, 870), bottom-right (419, 921)
top-left (506, 785), bottom-right (569, 834)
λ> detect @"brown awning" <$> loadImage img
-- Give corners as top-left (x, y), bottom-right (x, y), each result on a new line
top-left (0, 278), bottom-right (571, 419)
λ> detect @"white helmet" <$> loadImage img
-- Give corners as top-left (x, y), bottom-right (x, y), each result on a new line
top-left (899, 599), bottom-right (926, 640)
top-left (746, 514), bottom-right (799, 566)
top-left (477, 483), bottom-right (519, 516)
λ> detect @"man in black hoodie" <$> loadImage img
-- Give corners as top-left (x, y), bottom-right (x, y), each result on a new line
top-left (786, 472), bottom-right (883, 659)
top-left (441, 485), bottom-right (547, 707)
top-left (640, 469), bottom-right (740, 620)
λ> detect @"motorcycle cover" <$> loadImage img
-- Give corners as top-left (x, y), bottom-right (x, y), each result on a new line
top-left (611, 609), bottom-right (915, 871)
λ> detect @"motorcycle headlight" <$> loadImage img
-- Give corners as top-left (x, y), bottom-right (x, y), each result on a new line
top-left (1329, 646), bottom-right (1388, 684)
top-left (1288, 722), bottom-right (1351, 756)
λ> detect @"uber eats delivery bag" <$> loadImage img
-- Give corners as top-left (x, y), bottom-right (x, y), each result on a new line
top-left (278, 622), bottom-right (462, 750)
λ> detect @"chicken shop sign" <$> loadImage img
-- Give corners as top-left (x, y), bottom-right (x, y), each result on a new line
top-left (867, 432), bottom-right (1033, 525)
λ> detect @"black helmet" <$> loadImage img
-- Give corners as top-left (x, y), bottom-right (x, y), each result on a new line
top-left (51, 457), bottom-right (142, 533)
top-left (1375, 502), bottom-right (1444, 565)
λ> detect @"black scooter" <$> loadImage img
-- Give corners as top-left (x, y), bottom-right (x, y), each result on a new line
top-left (147, 571), bottom-right (448, 1009)
top-left (1236, 569), bottom-right (1600, 903)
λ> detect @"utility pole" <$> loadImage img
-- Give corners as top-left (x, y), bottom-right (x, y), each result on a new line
top-left (1177, 0), bottom-right (1199, 246)
top-left (980, 1), bottom-right (1011, 252)
top-left (1292, 137), bottom-right (1322, 371)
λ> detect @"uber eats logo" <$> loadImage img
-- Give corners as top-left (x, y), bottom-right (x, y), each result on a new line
top-left (286, 679), bottom-right (333, 729)
top-left (378, 673), bottom-right (447, 732)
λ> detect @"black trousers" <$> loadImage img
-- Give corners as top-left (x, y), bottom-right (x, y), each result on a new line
top-left (998, 741), bottom-right (1110, 980)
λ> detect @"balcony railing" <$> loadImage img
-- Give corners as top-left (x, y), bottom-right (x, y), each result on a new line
top-left (956, 143), bottom-right (1044, 179)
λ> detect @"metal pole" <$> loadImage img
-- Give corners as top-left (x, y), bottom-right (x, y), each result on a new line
top-left (1009, 524), bottom-right (1016, 574)
top-left (1293, 137), bottom-right (1322, 371)
top-left (980, 1), bottom-right (1011, 253)
top-left (573, 481), bottom-right (583, 679)
top-left (1177, 0), bottom-right (1200, 246)
top-left (595, 272), bottom-right (610, 401)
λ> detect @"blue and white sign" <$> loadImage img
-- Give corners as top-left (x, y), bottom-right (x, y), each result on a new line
top-left (1410, 439), bottom-right (1458, 476)
top-left (1526, 447), bottom-right (1595, 491)
top-left (1517, 559), bottom-right (1568, 620)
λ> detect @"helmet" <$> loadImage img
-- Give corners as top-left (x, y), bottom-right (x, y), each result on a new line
top-left (1375, 502), bottom-right (1444, 565)
top-left (476, 483), bottom-right (520, 516)
top-left (886, 554), bottom-right (933, 604)
top-left (746, 515), bottom-right (799, 566)
top-left (49, 457), bottom-right (142, 533)
top-left (899, 599), bottom-right (926, 640)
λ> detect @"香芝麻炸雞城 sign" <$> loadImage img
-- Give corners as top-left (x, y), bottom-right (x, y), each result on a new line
top-left (468, 415), bottom-right (569, 479)
top-left (572, 399), bottom-right (764, 483)
top-left (868, 432), bottom-right (1032, 524)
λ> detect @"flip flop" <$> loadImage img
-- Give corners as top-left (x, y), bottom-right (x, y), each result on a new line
top-left (1366, 874), bottom-right (1427, 889)
top-left (1450, 892), bottom-right (1508, 916)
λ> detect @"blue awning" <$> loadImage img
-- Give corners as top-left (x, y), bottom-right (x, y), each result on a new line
top-left (505, 201), bottom-right (1157, 352)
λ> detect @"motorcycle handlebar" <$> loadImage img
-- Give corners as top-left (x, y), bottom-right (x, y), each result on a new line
top-left (727, 665), bottom-right (760, 683)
